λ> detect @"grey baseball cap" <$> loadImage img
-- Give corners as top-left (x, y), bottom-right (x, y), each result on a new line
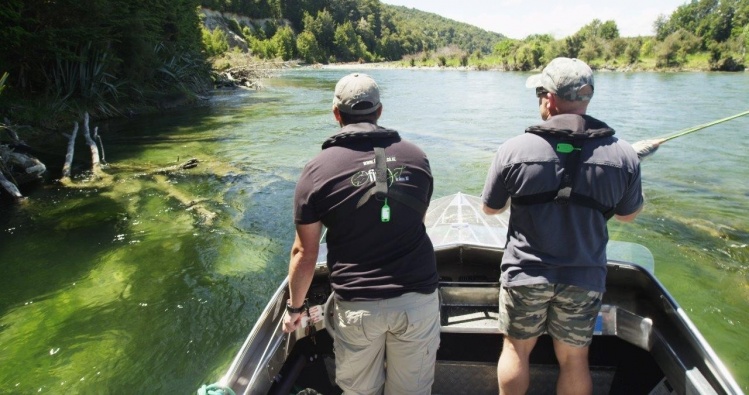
top-left (333, 73), bottom-right (382, 115)
top-left (526, 57), bottom-right (594, 101)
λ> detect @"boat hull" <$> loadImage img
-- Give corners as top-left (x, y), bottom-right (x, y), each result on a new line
top-left (214, 193), bottom-right (743, 395)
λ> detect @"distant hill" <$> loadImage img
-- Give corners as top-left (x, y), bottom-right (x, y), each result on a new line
top-left (199, 0), bottom-right (506, 62)
top-left (383, 4), bottom-right (506, 54)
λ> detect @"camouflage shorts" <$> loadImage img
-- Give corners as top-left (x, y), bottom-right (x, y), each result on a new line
top-left (498, 284), bottom-right (602, 347)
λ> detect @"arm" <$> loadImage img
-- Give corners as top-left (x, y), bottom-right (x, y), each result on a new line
top-left (614, 204), bottom-right (642, 223)
top-left (631, 138), bottom-right (664, 161)
top-left (282, 221), bottom-right (322, 333)
top-left (483, 199), bottom-right (510, 215)
top-left (481, 146), bottom-right (511, 216)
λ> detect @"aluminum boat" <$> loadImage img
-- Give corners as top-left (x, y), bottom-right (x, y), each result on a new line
top-left (204, 193), bottom-right (744, 395)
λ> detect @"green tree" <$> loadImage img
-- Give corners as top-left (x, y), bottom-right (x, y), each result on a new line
top-left (624, 40), bottom-right (642, 64)
top-left (514, 45), bottom-right (536, 71)
top-left (600, 20), bottom-right (620, 40)
top-left (296, 30), bottom-right (322, 63)
top-left (303, 10), bottom-right (335, 58)
top-left (271, 25), bottom-right (296, 60)
top-left (576, 19), bottom-right (619, 41)
top-left (607, 38), bottom-right (628, 59)
top-left (202, 27), bottom-right (230, 56)
top-left (731, 0), bottom-right (749, 37)
top-left (249, 37), bottom-right (276, 59)
top-left (656, 29), bottom-right (701, 67)
top-left (579, 38), bottom-right (603, 62)
top-left (654, 14), bottom-right (670, 40)
top-left (563, 35), bottom-right (584, 58)
top-left (641, 38), bottom-right (656, 57)
top-left (493, 39), bottom-right (518, 58)
top-left (333, 21), bottom-right (368, 61)
top-left (377, 29), bottom-right (405, 61)
top-left (356, 17), bottom-right (377, 53)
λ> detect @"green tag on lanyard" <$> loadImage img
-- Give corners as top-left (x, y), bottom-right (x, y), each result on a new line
top-left (556, 143), bottom-right (580, 153)
top-left (381, 198), bottom-right (390, 222)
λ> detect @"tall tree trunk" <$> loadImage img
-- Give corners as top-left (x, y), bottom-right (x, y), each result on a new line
top-left (83, 113), bottom-right (102, 177)
top-left (61, 122), bottom-right (79, 183)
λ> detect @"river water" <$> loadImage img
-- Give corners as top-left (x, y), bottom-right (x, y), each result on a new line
top-left (1, 68), bottom-right (747, 393)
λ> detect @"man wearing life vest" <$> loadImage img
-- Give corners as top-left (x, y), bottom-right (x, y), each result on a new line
top-left (283, 73), bottom-right (440, 395)
top-left (481, 58), bottom-right (644, 395)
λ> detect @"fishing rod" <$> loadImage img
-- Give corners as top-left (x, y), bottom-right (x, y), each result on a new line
top-left (633, 109), bottom-right (749, 159)
top-left (657, 108), bottom-right (749, 143)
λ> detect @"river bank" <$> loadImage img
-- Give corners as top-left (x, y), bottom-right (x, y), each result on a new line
top-left (311, 59), bottom-right (740, 73)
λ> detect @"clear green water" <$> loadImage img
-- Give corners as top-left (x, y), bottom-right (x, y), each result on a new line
top-left (1, 69), bottom-right (747, 393)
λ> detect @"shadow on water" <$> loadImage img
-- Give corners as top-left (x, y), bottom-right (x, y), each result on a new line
top-left (0, 173), bottom-right (298, 392)
top-left (0, 87), bottom-right (310, 392)
top-left (0, 192), bottom-right (122, 312)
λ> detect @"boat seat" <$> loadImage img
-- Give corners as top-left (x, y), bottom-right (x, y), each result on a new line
top-left (438, 283), bottom-right (500, 333)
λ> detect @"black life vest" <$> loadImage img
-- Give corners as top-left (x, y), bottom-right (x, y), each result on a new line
top-left (511, 114), bottom-right (617, 220)
top-left (320, 127), bottom-right (428, 226)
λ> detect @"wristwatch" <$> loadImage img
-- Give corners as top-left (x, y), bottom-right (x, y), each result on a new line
top-left (286, 300), bottom-right (308, 314)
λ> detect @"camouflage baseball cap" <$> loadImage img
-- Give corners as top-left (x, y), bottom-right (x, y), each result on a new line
top-left (333, 73), bottom-right (382, 115)
top-left (526, 57), bottom-right (594, 101)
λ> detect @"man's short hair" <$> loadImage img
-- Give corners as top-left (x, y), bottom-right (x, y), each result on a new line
top-left (339, 105), bottom-right (379, 125)
top-left (526, 57), bottom-right (594, 101)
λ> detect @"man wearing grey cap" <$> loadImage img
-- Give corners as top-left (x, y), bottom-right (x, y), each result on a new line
top-left (481, 58), bottom-right (644, 395)
top-left (283, 73), bottom-right (440, 395)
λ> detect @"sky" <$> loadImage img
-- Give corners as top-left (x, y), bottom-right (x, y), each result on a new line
top-left (379, 0), bottom-right (689, 39)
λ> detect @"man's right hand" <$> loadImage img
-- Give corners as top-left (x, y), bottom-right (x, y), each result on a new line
top-left (632, 139), bottom-right (664, 160)
top-left (283, 311), bottom-right (302, 333)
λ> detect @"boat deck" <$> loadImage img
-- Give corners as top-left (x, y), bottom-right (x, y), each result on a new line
top-left (218, 194), bottom-right (743, 395)
top-left (271, 330), bottom-right (664, 395)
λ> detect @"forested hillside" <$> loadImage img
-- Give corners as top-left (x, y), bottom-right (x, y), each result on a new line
top-left (199, 0), bottom-right (504, 63)
top-left (198, 0), bottom-right (747, 72)
top-left (403, 0), bottom-right (748, 71)
top-left (0, 0), bottom-right (747, 131)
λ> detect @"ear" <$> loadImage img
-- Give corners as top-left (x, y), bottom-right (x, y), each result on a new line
top-left (375, 105), bottom-right (383, 119)
top-left (546, 93), bottom-right (557, 113)
top-left (333, 107), bottom-right (342, 123)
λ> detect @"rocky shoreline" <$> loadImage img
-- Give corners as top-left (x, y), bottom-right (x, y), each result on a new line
top-left (313, 61), bottom-right (732, 73)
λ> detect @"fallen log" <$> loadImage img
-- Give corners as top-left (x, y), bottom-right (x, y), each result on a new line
top-left (2, 118), bottom-right (22, 142)
top-left (0, 145), bottom-right (46, 185)
top-left (0, 168), bottom-right (23, 201)
top-left (154, 158), bottom-right (199, 174)
top-left (153, 174), bottom-right (217, 225)
top-left (112, 158), bottom-right (201, 175)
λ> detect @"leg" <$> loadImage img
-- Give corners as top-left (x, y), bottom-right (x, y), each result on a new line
top-left (382, 291), bottom-right (440, 395)
top-left (546, 285), bottom-right (603, 395)
top-left (497, 335), bottom-right (537, 395)
top-left (552, 339), bottom-right (591, 395)
top-left (497, 285), bottom-right (552, 395)
top-left (334, 299), bottom-right (388, 395)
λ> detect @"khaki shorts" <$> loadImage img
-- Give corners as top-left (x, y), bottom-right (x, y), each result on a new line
top-left (499, 284), bottom-right (602, 347)
top-left (333, 291), bottom-right (440, 395)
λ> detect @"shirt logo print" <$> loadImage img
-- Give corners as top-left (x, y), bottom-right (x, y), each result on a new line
top-left (351, 166), bottom-right (406, 187)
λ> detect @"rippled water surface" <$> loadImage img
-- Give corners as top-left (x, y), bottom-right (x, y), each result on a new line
top-left (1, 68), bottom-right (747, 393)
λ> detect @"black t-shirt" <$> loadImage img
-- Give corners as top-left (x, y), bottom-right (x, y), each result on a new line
top-left (294, 122), bottom-right (438, 301)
